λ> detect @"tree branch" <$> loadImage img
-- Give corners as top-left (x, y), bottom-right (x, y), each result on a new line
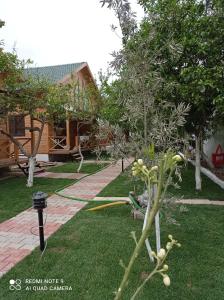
top-left (32, 120), bottom-right (45, 156)
top-left (0, 129), bottom-right (29, 157)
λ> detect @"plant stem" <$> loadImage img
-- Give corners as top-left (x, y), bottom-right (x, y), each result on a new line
top-left (131, 269), bottom-right (158, 300)
top-left (114, 160), bottom-right (165, 300)
top-left (131, 248), bottom-right (172, 299)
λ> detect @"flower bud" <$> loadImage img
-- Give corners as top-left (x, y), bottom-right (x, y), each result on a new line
top-left (177, 243), bottom-right (181, 247)
top-left (142, 165), bottom-right (147, 170)
top-left (168, 234), bottom-right (173, 240)
top-left (131, 167), bottom-right (135, 171)
top-left (163, 264), bottom-right (169, 271)
top-left (150, 251), bottom-right (156, 257)
top-left (157, 248), bottom-right (166, 259)
top-left (166, 242), bottom-right (172, 250)
top-left (134, 162), bottom-right (137, 166)
top-left (151, 166), bottom-right (158, 171)
top-left (172, 155), bottom-right (182, 162)
top-left (132, 170), bottom-right (138, 176)
top-left (137, 159), bottom-right (143, 165)
top-left (163, 275), bottom-right (171, 286)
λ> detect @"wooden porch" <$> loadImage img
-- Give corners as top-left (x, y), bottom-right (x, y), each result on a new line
top-left (48, 119), bottom-right (96, 156)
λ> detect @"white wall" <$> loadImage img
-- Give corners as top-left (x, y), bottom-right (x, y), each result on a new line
top-left (203, 128), bottom-right (224, 166)
top-left (36, 154), bottom-right (49, 162)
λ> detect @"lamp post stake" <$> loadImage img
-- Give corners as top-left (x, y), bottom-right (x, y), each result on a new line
top-left (37, 209), bottom-right (45, 251)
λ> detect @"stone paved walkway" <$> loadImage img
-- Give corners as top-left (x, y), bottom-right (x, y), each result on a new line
top-left (0, 159), bottom-right (132, 278)
top-left (59, 159), bottom-right (132, 200)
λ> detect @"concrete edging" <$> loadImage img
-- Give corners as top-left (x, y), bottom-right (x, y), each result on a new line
top-left (93, 197), bottom-right (224, 205)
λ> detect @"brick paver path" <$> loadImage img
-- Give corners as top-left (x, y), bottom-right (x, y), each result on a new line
top-left (0, 159), bottom-right (132, 278)
top-left (59, 159), bottom-right (132, 200)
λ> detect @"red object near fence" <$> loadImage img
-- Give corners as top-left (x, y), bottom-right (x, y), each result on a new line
top-left (212, 144), bottom-right (224, 168)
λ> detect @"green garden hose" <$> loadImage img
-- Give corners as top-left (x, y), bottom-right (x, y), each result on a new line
top-left (54, 162), bottom-right (126, 203)
top-left (53, 161), bottom-right (151, 215)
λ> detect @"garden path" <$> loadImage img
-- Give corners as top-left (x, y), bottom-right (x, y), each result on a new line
top-left (0, 158), bottom-right (132, 278)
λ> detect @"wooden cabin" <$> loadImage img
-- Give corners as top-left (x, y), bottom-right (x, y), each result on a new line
top-left (0, 118), bottom-right (12, 168)
top-left (0, 105), bottom-right (29, 170)
top-left (13, 62), bottom-right (100, 161)
top-left (0, 104), bottom-right (30, 169)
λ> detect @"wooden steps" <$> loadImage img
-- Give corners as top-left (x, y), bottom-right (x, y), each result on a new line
top-left (72, 153), bottom-right (82, 161)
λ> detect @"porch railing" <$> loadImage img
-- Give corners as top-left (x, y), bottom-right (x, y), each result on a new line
top-left (49, 136), bottom-right (67, 151)
top-left (10, 137), bottom-right (32, 159)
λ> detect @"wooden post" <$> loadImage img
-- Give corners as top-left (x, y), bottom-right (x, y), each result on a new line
top-left (74, 121), bottom-right (78, 147)
top-left (66, 119), bottom-right (71, 149)
top-left (14, 144), bottom-right (19, 160)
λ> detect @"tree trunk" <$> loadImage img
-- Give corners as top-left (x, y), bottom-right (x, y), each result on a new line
top-left (195, 134), bottom-right (202, 191)
top-left (1, 118), bottom-right (45, 188)
top-left (26, 118), bottom-right (45, 187)
top-left (143, 98), bottom-right (147, 146)
top-left (77, 144), bottom-right (84, 173)
top-left (27, 156), bottom-right (36, 187)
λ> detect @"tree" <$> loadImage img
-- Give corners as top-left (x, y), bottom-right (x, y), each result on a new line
top-left (1, 70), bottom-right (101, 186)
top-left (137, 0), bottom-right (224, 190)
top-left (99, 3), bottom-right (188, 298)
top-left (0, 73), bottom-right (70, 187)
top-left (98, 76), bottom-right (125, 127)
top-left (65, 78), bottom-right (101, 172)
top-left (99, 0), bottom-right (189, 161)
top-left (0, 24), bottom-right (65, 186)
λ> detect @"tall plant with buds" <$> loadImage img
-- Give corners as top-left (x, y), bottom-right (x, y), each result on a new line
top-left (115, 151), bottom-right (183, 300)
top-left (131, 235), bottom-right (181, 299)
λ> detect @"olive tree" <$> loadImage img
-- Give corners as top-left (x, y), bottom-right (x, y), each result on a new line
top-left (99, 0), bottom-right (189, 161)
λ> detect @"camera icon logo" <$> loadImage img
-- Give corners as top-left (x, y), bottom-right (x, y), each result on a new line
top-left (9, 279), bottom-right (22, 290)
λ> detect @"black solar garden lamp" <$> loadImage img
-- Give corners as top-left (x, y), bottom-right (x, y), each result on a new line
top-left (32, 191), bottom-right (48, 252)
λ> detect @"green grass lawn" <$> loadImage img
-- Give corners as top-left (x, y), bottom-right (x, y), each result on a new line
top-left (0, 204), bottom-right (223, 300)
top-left (0, 177), bottom-right (74, 223)
top-left (48, 162), bottom-right (109, 174)
top-left (98, 164), bottom-right (224, 200)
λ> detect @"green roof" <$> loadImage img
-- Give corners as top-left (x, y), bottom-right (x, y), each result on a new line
top-left (24, 62), bottom-right (86, 83)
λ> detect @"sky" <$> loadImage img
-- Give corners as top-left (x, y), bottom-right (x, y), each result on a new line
top-left (1, 0), bottom-right (144, 79)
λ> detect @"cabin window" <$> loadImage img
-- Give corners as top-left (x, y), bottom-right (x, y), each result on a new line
top-left (9, 115), bottom-right (25, 137)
